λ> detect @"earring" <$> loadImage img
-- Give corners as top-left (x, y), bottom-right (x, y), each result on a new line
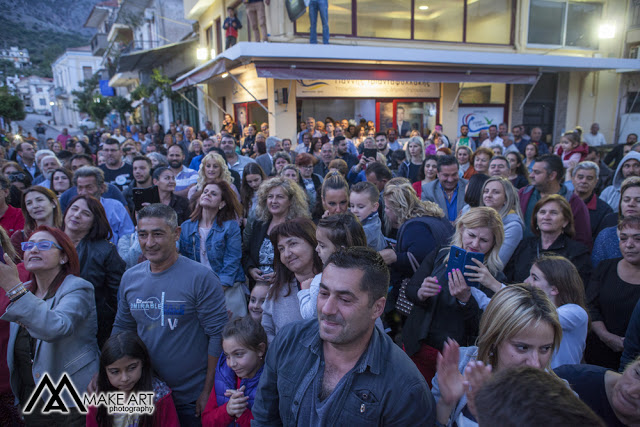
top-left (60, 260), bottom-right (66, 265)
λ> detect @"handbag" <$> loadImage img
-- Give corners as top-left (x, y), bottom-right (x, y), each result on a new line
top-left (396, 252), bottom-right (420, 317)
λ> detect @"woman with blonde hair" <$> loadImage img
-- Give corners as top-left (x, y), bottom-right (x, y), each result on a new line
top-left (403, 207), bottom-right (506, 386)
top-left (432, 284), bottom-right (562, 426)
top-left (242, 177), bottom-right (309, 287)
top-left (398, 136), bottom-right (426, 183)
top-left (188, 152), bottom-right (237, 201)
top-left (479, 176), bottom-right (524, 265)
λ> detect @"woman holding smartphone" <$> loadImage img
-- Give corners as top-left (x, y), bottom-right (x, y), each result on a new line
top-left (403, 207), bottom-right (505, 386)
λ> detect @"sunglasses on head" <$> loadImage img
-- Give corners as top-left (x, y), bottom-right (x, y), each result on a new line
top-left (21, 241), bottom-right (63, 252)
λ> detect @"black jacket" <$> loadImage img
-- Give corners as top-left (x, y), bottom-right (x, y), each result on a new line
top-left (76, 238), bottom-right (126, 346)
top-left (584, 193), bottom-right (614, 238)
top-left (505, 234), bottom-right (592, 285)
top-left (403, 247), bottom-right (503, 355)
top-left (242, 219), bottom-right (271, 286)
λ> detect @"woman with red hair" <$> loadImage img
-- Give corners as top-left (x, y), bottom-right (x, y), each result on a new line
top-left (0, 225), bottom-right (100, 425)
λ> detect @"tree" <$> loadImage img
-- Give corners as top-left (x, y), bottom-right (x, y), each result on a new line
top-left (71, 72), bottom-right (101, 116)
top-left (109, 96), bottom-right (134, 125)
top-left (0, 87), bottom-right (26, 123)
top-left (88, 95), bottom-right (111, 125)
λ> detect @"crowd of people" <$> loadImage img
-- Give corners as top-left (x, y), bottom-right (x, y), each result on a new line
top-left (0, 116), bottom-right (639, 426)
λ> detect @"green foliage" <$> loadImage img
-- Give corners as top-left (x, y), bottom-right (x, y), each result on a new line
top-left (0, 87), bottom-right (26, 122)
top-left (71, 73), bottom-right (101, 115)
top-left (109, 96), bottom-right (134, 123)
top-left (150, 69), bottom-right (180, 102)
top-left (88, 95), bottom-right (111, 123)
top-left (130, 84), bottom-right (151, 101)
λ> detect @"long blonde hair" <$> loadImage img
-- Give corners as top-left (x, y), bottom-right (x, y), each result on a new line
top-left (383, 177), bottom-right (444, 229)
top-left (254, 177), bottom-right (310, 223)
top-left (446, 207), bottom-right (505, 275)
top-left (476, 284), bottom-right (562, 370)
top-left (197, 152), bottom-right (233, 190)
top-left (480, 176), bottom-right (523, 220)
top-left (404, 136), bottom-right (426, 164)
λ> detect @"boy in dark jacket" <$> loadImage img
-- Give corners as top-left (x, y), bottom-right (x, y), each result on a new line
top-left (223, 7), bottom-right (242, 49)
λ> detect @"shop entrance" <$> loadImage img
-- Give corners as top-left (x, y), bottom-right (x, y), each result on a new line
top-left (234, 101), bottom-right (269, 134)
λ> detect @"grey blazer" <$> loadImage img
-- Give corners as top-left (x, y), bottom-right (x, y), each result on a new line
top-left (2, 275), bottom-right (100, 408)
top-left (255, 153), bottom-right (273, 176)
top-left (421, 179), bottom-right (468, 219)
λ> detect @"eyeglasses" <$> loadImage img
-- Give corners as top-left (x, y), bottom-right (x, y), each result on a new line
top-left (21, 241), bottom-right (63, 252)
top-left (8, 173), bottom-right (25, 182)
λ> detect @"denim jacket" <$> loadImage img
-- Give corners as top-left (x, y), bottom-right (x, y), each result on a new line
top-left (178, 218), bottom-right (245, 286)
top-left (251, 319), bottom-right (435, 426)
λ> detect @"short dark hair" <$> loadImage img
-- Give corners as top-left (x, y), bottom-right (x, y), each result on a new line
top-left (490, 155), bottom-right (509, 166)
top-left (375, 131), bottom-right (386, 139)
top-left (325, 246), bottom-right (389, 306)
top-left (132, 155), bottom-right (152, 169)
top-left (222, 316), bottom-right (268, 352)
top-left (436, 154), bottom-right (458, 172)
top-left (365, 162), bottom-right (392, 181)
top-left (70, 153), bottom-right (95, 165)
top-left (317, 212), bottom-right (367, 248)
top-left (138, 203), bottom-right (178, 230)
top-left (350, 181), bottom-right (380, 205)
top-left (103, 138), bottom-right (120, 147)
top-left (333, 135), bottom-right (346, 146)
top-left (489, 124), bottom-right (498, 130)
top-left (475, 366), bottom-right (605, 427)
top-left (537, 154), bottom-right (564, 182)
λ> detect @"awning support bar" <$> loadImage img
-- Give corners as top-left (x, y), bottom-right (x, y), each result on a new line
top-left (195, 85), bottom-right (230, 116)
top-left (229, 73), bottom-right (274, 117)
top-left (450, 82), bottom-right (465, 111)
top-left (177, 91), bottom-right (209, 120)
top-left (518, 73), bottom-right (543, 111)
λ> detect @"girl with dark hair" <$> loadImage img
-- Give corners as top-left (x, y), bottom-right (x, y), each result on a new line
top-left (87, 331), bottom-right (179, 427)
top-left (261, 218), bottom-right (322, 343)
top-left (505, 151), bottom-right (529, 189)
top-left (299, 212), bottom-right (367, 319)
top-left (524, 142), bottom-right (538, 173)
top-left (241, 163), bottom-right (267, 226)
top-left (50, 167), bottom-right (73, 195)
top-left (0, 225), bottom-right (100, 425)
top-left (463, 173), bottom-right (490, 210)
top-left (525, 255), bottom-right (589, 368)
top-left (180, 181), bottom-right (246, 317)
top-left (202, 316), bottom-right (267, 426)
top-left (153, 167), bottom-right (190, 225)
top-left (11, 186), bottom-right (63, 259)
top-left (413, 155), bottom-right (438, 198)
top-left (64, 195), bottom-right (126, 347)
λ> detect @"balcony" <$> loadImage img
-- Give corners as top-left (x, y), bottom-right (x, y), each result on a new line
top-left (91, 33), bottom-right (108, 56)
top-left (54, 87), bottom-right (68, 99)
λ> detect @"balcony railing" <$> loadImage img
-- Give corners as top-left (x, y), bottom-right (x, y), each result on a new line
top-left (91, 33), bottom-right (108, 56)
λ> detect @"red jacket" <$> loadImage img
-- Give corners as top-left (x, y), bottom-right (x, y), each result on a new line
top-left (0, 205), bottom-right (24, 237)
top-left (202, 378), bottom-right (254, 427)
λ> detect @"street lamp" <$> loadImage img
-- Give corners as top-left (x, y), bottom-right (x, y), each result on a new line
top-left (196, 48), bottom-right (208, 61)
top-left (598, 23), bottom-right (616, 39)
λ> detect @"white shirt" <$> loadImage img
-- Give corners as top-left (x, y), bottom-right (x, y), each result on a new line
top-left (584, 132), bottom-right (606, 146)
top-left (481, 136), bottom-right (504, 150)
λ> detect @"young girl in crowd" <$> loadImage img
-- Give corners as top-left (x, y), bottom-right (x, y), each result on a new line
top-left (319, 171), bottom-right (350, 219)
top-left (87, 332), bottom-right (179, 427)
top-left (555, 131), bottom-right (588, 169)
top-left (525, 255), bottom-right (589, 368)
top-left (241, 163), bottom-right (267, 226)
top-left (349, 181), bottom-right (387, 251)
top-left (202, 316), bottom-right (267, 427)
top-left (248, 281), bottom-right (270, 323)
top-left (298, 212), bottom-right (367, 319)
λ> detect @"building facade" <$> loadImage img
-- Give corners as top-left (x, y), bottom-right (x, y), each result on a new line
top-left (51, 46), bottom-right (102, 128)
top-left (173, 0), bottom-right (640, 146)
top-left (0, 47), bottom-right (31, 69)
top-left (15, 76), bottom-right (54, 114)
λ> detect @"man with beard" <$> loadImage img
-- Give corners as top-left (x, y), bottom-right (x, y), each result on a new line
top-left (123, 156), bottom-right (154, 213)
top-left (454, 124), bottom-right (476, 151)
top-left (167, 144), bottom-right (198, 198)
top-left (334, 136), bottom-right (358, 170)
top-left (252, 247), bottom-right (434, 425)
top-left (100, 138), bottom-right (133, 191)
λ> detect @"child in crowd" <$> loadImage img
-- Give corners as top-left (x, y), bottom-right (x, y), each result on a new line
top-left (222, 7), bottom-right (242, 49)
top-left (248, 281), bottom-right (269, 323)
top-left (87, 332), bottom-right (179, 427)
top-left (349, 181), bottom-right (387, 251)
top-left (298, 213), bottom-right (367, 319)
top-left (202, 316), bottom-right (267, 427)
top-left (555, 131), bottom-right (588, 168)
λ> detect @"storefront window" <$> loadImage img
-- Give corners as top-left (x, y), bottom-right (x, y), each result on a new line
top-left (358, 0), bottom-right (411, 39)
top-left (414, 0), bottom-right (464, 42)
top-left (296, 0), bottom-right (353, 36)
top-left (528, 0), bottom-right (602, 49)
top-left (459, 83), bottom-right (507, 104)
top-left (393, 101), bottom-right (438, 137)
top-left (466, 0), bottom-right (513, 45)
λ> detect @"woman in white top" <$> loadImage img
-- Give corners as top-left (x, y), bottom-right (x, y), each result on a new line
top-left (524, 255), bottom-right (589, 369)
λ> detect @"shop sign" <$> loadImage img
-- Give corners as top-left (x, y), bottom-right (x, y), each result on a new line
top-left (296, 80), bottom-right (440, 98)
top-left (232, 70), bottom-right (267, 103)
top-left (458, 106), bottom-right (504, 137)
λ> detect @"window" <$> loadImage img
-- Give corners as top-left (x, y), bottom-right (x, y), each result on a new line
top-left (296, 0), bottom-right (513, 44)
top-left (82, 66), bottom-right (93, 80)
top-left (627, 92), bottom-right (640, 114)
top-left (39, 98), bottom-right (46, 106)
top-left (528, 0), bottom-right (603, 49)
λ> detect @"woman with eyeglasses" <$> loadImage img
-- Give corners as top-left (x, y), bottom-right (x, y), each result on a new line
top-left (63, 195), bottom-right (126, 348)
top-left (0, 225), bottom-right (100, 425)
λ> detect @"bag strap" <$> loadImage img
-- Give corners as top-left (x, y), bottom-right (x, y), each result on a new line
top-left (407, 252), bottom-right (420, 273)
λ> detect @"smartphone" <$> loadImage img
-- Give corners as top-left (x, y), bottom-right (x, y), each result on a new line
top-left (446, 246), bottom-right (485, 288)
top-left (132, 186), bottom-right (160, 211)
top-left (363, 148), bottom-right (377, 160)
